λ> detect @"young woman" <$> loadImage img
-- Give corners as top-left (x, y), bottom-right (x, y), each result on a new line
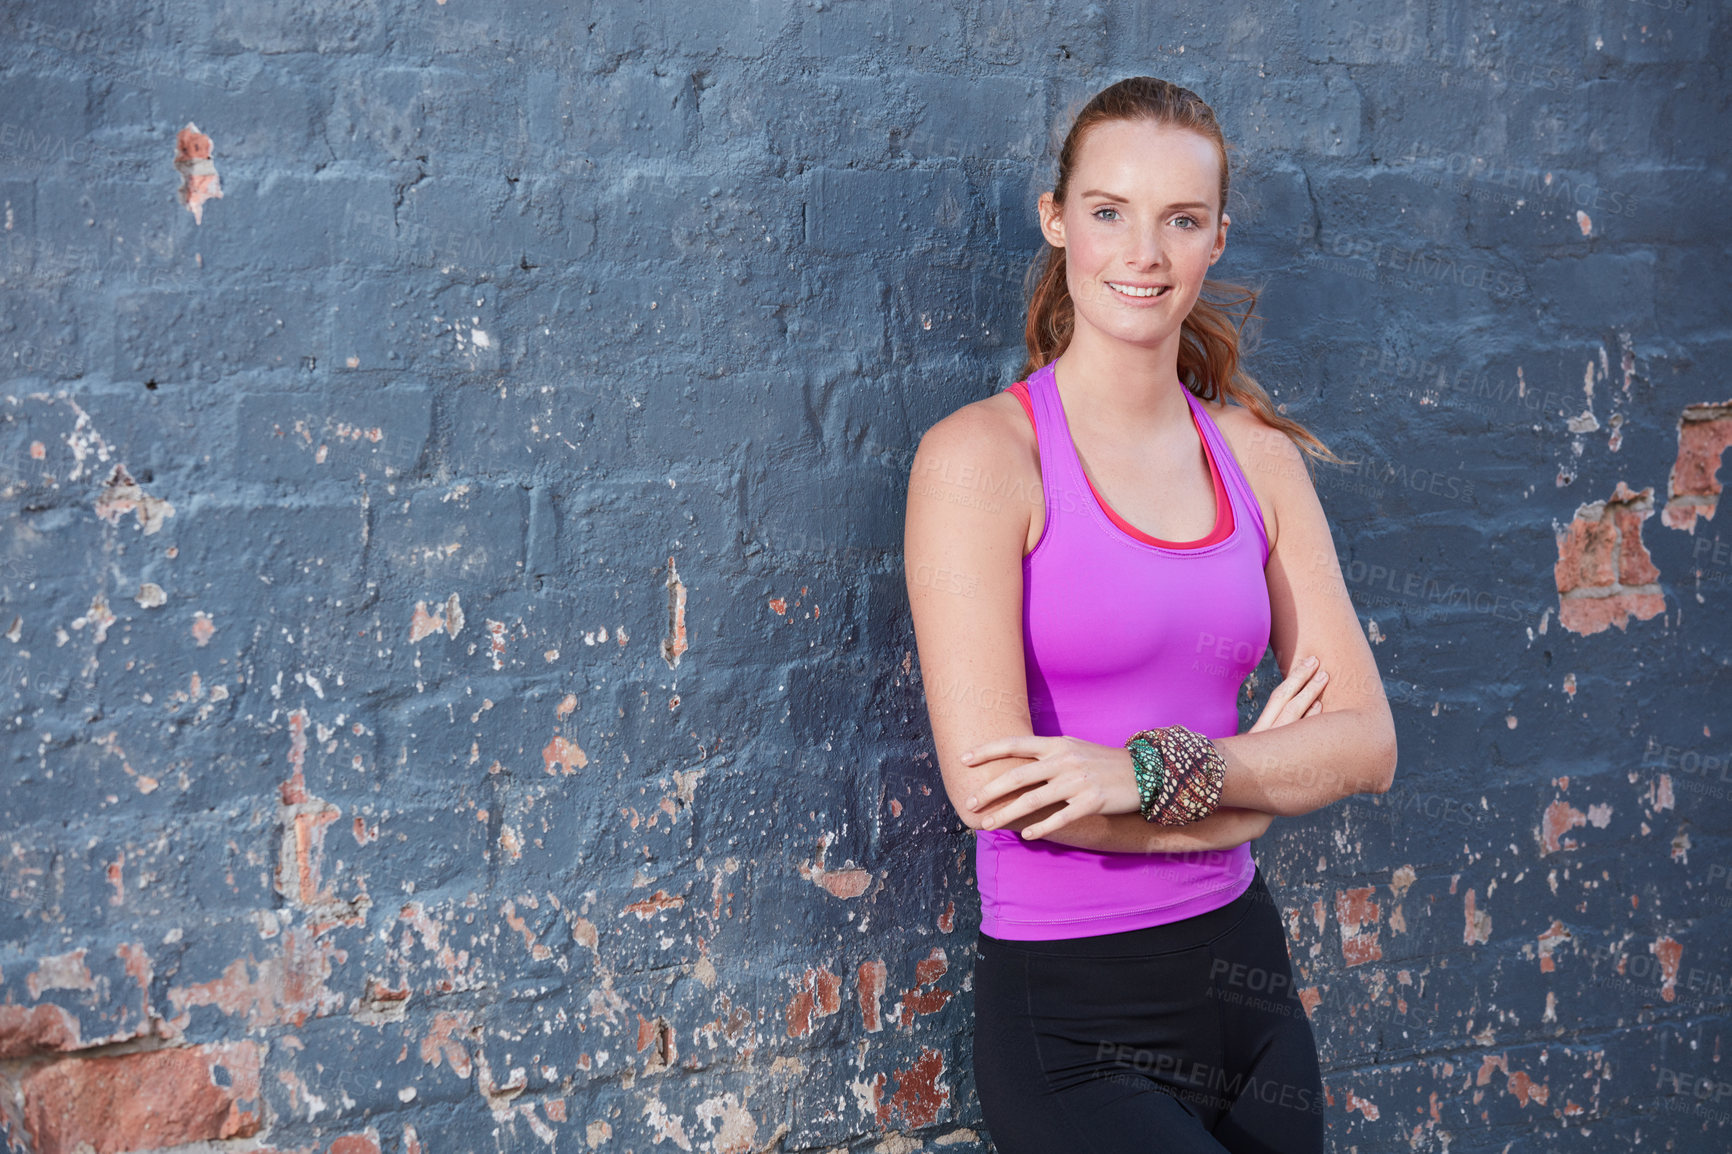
top-left (903, 77), bottom-right (1398, 1153)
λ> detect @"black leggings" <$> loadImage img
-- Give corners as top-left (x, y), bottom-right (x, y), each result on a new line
top-left (972, 867), bottom-right (1325, 1154)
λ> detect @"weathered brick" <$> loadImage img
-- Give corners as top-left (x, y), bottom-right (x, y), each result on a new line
top-left (233, 385), bottom-right (432, 482)
top-left (19, 1041), bottom-right (263, 1154)
top-left (804, 163), bottom-right (976, 254)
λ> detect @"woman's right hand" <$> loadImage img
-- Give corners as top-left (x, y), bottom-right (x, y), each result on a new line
top-left (1192, 656), bottom-right (1325, 851)
top-left (1248, 654), bottom-right (1328, 733)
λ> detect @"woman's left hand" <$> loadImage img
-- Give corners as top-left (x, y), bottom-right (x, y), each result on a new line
top-left (958, 736), bottom-right (1142, 839)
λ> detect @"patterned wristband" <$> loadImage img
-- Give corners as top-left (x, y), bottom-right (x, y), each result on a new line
top-left (1126, 736), bottom-right (1167, 822)
top-left (1151, 726), bottom-right (1226, 826)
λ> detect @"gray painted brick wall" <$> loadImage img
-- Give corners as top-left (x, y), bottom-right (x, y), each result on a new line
top-left (2, 1), bottom-right (1729, 1150)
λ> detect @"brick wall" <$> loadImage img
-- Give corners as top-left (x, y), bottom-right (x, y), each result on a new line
top-left (2, 1), bottom-right (1729, 1151)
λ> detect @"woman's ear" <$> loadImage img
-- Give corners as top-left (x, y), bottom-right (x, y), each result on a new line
top-left (1036, 191), bottom-right (1066, 249)
top-left (1209, 212), bottom-right (1230, 265)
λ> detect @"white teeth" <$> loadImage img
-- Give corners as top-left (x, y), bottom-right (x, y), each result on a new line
top-left (1108, 283), bottom-right (1167, 298)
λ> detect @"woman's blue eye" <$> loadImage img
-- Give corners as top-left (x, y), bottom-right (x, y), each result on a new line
top-left (1173, 216), bottom-right (1198, 229)
top-left (1092, 207), bottom-right (1120, 221)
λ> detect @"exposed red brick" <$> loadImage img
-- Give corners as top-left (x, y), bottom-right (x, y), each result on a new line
top-left (786, 966), bottom-right (842, 1038)
top-left (622, 889), bottom-right (684, 918)
top-left (20, 1041), bottom-right (261, 1154)
top-left (328, 1130), bottom-right (382, 1154)
top-left (857, 959), bottom-right (887, 1033)
top-left (895, 948), bottom-right (955, 1027)
top-left (26, 949), bottom-right (94, 999)
top-left (662, 555), bottom-right (688, 667)
top-left (542, 733), bottom-right (588, 774)
top-left (1342, 1087), bottom-right (1380, 1120)
top-left (817, 868), bottom-right (872, 898)
top-left (1611, 503), bottom-right (1662, 585)
top-left (1334, 887), bottom-right (1382, 966)
top-left (1553, 483), bottom-right (1666, 635)
top-left (1506, 1069), bottom-right (1549, 1106)
top-left (1541, 800), bottom-right (1588, 854)
top-left (0, 1002), bottom-right (83, 1059)
top-left (1537, 921), bottom-right (1572, 973)
top-left (1553, 516), bottom-right (1618, 591)
top-left (280, 708), bottom-right (311, 805)
top-left (167, 926), bottom-right (347, 1030)
top-left (421, 1010), bottom-right (474, 1078)
top-left (1661, 400), bottom-right (1732, 531)
top-left (813, 968), bottom-right (842, 1015)
top-left (874, 1045), bottom-right (949, 1129)
top-left (174, 123), bottom-right (223, 224)
top-left (93, 462), bottom-right (176, 535)
top-left (1652, 936), bottom-right (1682, 1003)
top-left (409, 597), bottom-right (462, 642)
top-left (1463, 888), bottom-right (1492, 946)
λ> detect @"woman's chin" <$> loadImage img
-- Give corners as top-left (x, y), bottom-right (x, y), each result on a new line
top-left (1076, 316), bottom-right (1187, 350)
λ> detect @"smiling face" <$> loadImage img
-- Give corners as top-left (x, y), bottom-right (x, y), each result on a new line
top-left (1036, 118), bottom-right (1229, 354)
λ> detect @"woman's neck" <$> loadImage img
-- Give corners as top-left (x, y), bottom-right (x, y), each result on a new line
top-left (1050, 325), bottom-right (1192, 434)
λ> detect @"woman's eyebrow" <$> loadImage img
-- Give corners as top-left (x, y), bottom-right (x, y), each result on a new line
top-left (1077, 189), bottom-right (1214, 212)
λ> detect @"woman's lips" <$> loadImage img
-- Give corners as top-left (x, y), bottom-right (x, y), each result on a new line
top-left (1105, 282), bottom-right (1172, 302)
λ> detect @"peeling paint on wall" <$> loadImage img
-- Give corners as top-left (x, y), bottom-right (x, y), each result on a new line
top-left (173, 122), bottom-right (223, 224)
top-left (1661, 399), bottom-right (1732, 531)
top-left (1553, 481), bottom-right (1665, 634)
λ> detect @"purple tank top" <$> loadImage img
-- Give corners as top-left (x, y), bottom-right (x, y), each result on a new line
top-left (976, 360), bottom-right (1273, 940)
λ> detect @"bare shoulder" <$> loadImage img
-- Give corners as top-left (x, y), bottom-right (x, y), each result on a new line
top-left (916, 389), bottom-right (1035, 457)
top-left (1211, 398), bottom-right (1306, 479)
top-left (1205, 396), bottom-right (1314, 553)
top-left (909, 389), bottom-right (1040, 498)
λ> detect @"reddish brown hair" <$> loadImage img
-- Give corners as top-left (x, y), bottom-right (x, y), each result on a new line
top-left (1021, 77), bottom-right (1347, 471)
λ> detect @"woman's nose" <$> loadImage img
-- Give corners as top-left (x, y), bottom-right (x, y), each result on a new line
top-left (1129, 225), bottom-right (1165, 265)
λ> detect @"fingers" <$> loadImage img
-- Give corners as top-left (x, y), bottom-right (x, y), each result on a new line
top-left (1262, 657), bottom-right (1320, 708)
top-left (1285, 665), bottom-right (1328, 714)
top-left (958, 737), bottom-right (1033, 765)
top-left (977, 782), bottom-right (1060, 832)
top-left (1018, 804), bottom-right (1078, 841)
top-left (1248, 657), bottom-right (1328, 732)
top-left (964, 758), bottom-right (1038, 811)
top-left (960, 735), bottom-right (1064, 809)
top-left (1277, 656), bottom-right (1322, 697)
